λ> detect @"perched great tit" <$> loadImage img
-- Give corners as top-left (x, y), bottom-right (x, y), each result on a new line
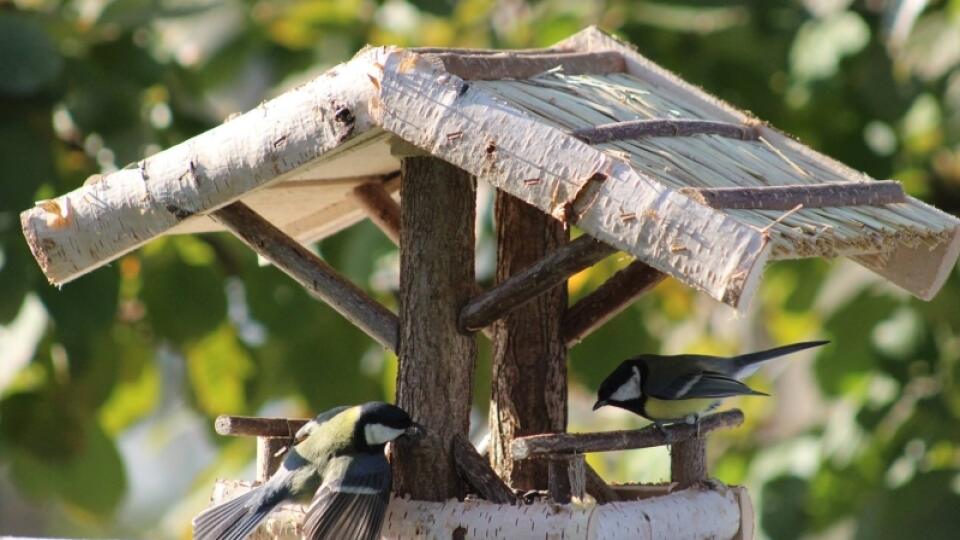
top-left (593, 341), bottom-right (828, 426)
top-left (193, 402), bottom-right (423, 540)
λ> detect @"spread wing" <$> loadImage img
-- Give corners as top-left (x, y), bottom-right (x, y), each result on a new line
top-left (302, 453), bottom-right (391, 540)
top-left (653, 371), bottom-right (767, 400)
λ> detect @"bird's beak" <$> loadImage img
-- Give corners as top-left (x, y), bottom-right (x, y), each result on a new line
top-left (592, 400), bottom-right (608, 411)
top-left (404, 422), bottom-right (426, 441)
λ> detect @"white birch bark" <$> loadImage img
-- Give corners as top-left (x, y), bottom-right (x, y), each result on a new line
top-left (209, 479), bottom-right (749, 540)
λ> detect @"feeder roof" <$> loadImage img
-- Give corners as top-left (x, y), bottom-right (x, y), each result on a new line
top-left (20, 27), bottom-right (960, 310)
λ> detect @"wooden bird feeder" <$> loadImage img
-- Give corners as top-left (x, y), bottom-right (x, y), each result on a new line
top-left (20, 27), bottom-right (960, 539)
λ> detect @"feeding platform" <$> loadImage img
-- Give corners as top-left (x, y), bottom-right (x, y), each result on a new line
top-left (18, 26), bottom-right (960, 540)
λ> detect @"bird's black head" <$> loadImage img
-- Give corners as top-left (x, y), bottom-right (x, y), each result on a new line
top-left (354, 402), bottom-right (424, 452)
top-left (594, 359), bottom-right (646, 414)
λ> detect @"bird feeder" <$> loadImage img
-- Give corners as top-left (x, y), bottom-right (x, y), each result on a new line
top-left (20, 27), bottom-right (960, 539)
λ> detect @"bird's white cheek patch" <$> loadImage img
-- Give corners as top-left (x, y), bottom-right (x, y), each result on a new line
top-left (365, 424), bottom-right (406, 445)
top-left (610, 367), bottom-right (642, 401)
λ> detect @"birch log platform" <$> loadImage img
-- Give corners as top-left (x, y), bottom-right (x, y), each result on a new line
top-left (208, 479), bottom-right (753, 540)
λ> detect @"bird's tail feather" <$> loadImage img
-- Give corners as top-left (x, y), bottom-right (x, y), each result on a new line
top-left (733, 340), bottom-right (828, 377)
top-left (193, 487), bottom-right (277, 540)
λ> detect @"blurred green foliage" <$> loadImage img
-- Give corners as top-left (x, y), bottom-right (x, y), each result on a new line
top-left (1, 0), bottom-right (960, 538)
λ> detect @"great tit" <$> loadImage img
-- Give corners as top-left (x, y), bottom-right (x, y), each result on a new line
top-left (593, 341), bottom-right (828, 426)
top-left (193, 402), bottom-right (423, 540)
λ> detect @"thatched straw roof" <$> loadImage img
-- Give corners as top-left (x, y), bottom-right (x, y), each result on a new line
top-left (20, 27), bottom-right (960, 310)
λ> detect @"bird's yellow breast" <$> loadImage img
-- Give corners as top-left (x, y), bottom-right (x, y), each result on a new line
top-left (643, 397), bottom-right (719, 422)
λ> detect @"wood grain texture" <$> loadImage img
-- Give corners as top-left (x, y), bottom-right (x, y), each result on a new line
top-left (393, 157), bottom-right (478, 500)
top-left (488, 192), bottom-right (568, 491)
top-left (511, 409), bottom-right (743, 459)
top-left (460, 235), bottom-right (615, 331)
top-left (548, 455), bottom-right (585, 504)
top-left (452, 435), bottom-right (516, 504)
top-left (680, 181), bottom-right (906, 210)
top-left (562, 260), bottom-right (666, 347)
top-left (212, 202), bottom-right (399, 351)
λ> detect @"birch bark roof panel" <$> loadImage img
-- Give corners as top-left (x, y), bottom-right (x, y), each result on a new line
top-left (19, 26), bottom-right (960, 310)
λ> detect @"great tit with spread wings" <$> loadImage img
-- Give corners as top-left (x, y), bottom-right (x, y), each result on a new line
top-left (193, 402), bottom-right (423, 540)
top-left (593, 341), bottom-right (828, 426)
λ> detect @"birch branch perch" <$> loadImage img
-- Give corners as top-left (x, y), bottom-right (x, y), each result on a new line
top-left (511, 409), bottom-right (744, 459)
top-left (459, 235), bottom-right (616, 331)
top-left (424, 50), bottom-right (626, 80)
top-left (212, 202), bottom-right (400, 351)
top-left (562, 260), bottom-right (666, 347)
top-left (452, 435), bottom-right (517, 505)
top-left (573, 119), bottom-right (760, 144)
top-left (680, 181), bottom-right (906, 210)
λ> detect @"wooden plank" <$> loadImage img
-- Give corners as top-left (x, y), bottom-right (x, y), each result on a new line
top-left (212, 202), bottom-right (399, 351)
top-left (352, 181), bottom-right (401, 244)
top-left (215, 415), bottom-right (306, 437)
top-left (423, 50), bottom-right (625, 80)
top-left (510, 409), bottom-right (744, 459)
top-left (488, 191), bottom-right (568, 490)
top-left (562, 260), bottom-right (666, 347)
top-left (573, 119), bottom-right (759, 144)
top-left (670, 437), bottom-right (708, 488)
top-left (680, 181), bottom-right (906, 210)
top-left (460, 235), bottom-right (615, 331)
top-left (392, 156), bottom-right (477, 501)
top-left (452, 434), bottom-right (516, 505)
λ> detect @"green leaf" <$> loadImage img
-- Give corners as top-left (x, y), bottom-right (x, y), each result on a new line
top-left (186, 324), bottom-right (254, 416)
top-left (855, 471), bottom-right (960, 540)
top-left (139, 238), bottom-right (227, 344)
top-left (0, 14), bottom-right (63, 97)
top-left (760, 475), bottom-right (809, 540)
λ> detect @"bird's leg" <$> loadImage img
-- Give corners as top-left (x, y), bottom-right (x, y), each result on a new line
top-left (684, 414), bottom-right (702, 438)
top-left (652, 421), bottom-right (668, 436)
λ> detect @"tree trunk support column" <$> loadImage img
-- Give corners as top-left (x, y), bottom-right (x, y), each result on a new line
top-left (671, 436), bottom-right (708, 488)
top-left (489, 192), bottom-right (568, 491)
top-left (393, 156), bottom-right (477, 500)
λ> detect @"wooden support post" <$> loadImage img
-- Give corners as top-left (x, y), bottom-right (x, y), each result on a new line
top-left (584, 463), bottom-right (620, 503)
top-left (256, 437), bottom-right (289, 483)
top-left (212, 202), bottom-right (399, 351)
top-left (511, 409), bottom-right (743, 458)
top-left (489, 192), bottom-right (568, 491)
top-left (352, 181), bottom-right (401, 245)
top-left (393, 156), bottom-right (477, 500)
top-left (562, 260), bottom-right (666, 347)
top-left (460, 235), bottom-right (615, 331)
top-left (548, 455), bottom-right (585, 504)
top-left (671, 436), bottom-right (708, 488)
top-left (452, 435), bottom-right (516, 504)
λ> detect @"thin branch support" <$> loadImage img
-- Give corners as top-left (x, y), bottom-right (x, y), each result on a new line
top-left (680, 180), bottom-right (906, 210)
top-left (548, 454), bottom-right (585, 504)
top-left (459, 235), bottom-right (615, 331)
top-left (573, 119), bottom-right (760, 144)
top-left (257, 437), bottom-right (289, 483)
top-left (423, 50), bottom-right (626, 80)
top-left (212, 202), bottom-right (399, 351)
top-left (511, 409), bottom-right (743, 459)
top-left (562, 260), bottom-right (666, 347)
top-left (352, 181), bottom-right (401, 245)
top-left (215, 415), bottom-right (307, 437)
top-left (584, 463), bottom-right (620, 503)
top-left (452, 435), bottom-right (517, 505)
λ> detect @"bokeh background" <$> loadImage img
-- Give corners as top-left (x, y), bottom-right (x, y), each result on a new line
top-left (2, 0), bottom-right (960, 538)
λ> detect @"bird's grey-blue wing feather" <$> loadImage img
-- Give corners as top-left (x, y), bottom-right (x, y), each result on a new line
top-left (193, 483), bottom-right (289, 540)
top-left (302, 453), bottom-right (391, 540)
top-left (654, 371), bottom-right (767, 400)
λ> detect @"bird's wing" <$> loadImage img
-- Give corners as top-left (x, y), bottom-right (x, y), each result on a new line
top-left (651, 371), bottom-right (767, 400)
top-left (192, 484), bottom-right (288, 540)
top-left (302, 453), bottom-right (391, 540)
